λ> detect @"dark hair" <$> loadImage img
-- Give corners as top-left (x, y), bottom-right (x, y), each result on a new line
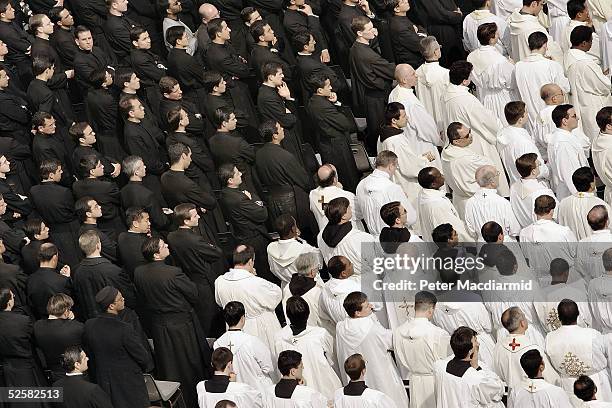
top-left (496, 247), bottom-right (517, 276)
top-left (125, 207), bottom-right (147, 227)
top-left (214, 400), bottom-right (237, 408)
top-left (166, 106), bottom-right (183, 132)
top-left (211, 347), bottom-right (233, 371)
top-left (528, 31), bottom-right (548, 50)
top-left (449, 61), bottom-right (473, 85)
top-left (567, 0), bottom-right (587, 19)
top-left (79, 154), bottom-right (100, 178)
top-left (558, 298), bottom-right (579, 325)
top-left (309, 73), bottom-right (329, 93)
top-left (344, 354), bottom-right (366, 381)
top-left (38, 242), bottom-right (58, 262)
top-left (207, 18), bottom-right (225, 39)
top-left (292, 31), bottom-right (312, 51)
top-left (23, 218), bottom-right (44, 239)
top-left (32, 111), bottom-right (53, 131)
top-left (515, 153), bottom-right (539, 178)
top-left (350, 15), bottom-right (370, 35)
top-left (249, 19), bottom-right (267, 42)
top-left (73, 25), bottom-right (91, 39)
top-left (214, 107), bottom-right (234, 129)
top-left (534, 195), bottom-right (556, 215)
top-left (39, 158), bottom-right (61, 179)
top-left (603, 248), bottom-right (612, 272)
top-left (343, 291), bottom-right (368, 318)
top-left (89, 67), bottom-right (109, 88)
top-left (380, 201), bottom-right (401, 227)
top-left (450, 326), bottom-right (477, 359)
top-left (286, 296), bottom-right (309, 326)
top-left (520, 349), bottom-right (543, 379)
top-left (141, 236), bottom-right (162, 262)
top-left (550, 257), bottom-right (570, 277)
top-left (223, 301), bottom-right (245, 327)
top-left (233, 245), bottom-right (255, 266)
top-left (173, 202), bottom-right (196, 225)
top-left (274, 214), bottom-right (296, 239)
top-left (48, 7), bottom-right (66, 24)
top-left (259, 119), bottom-right (280, 142)
top-left (447, 122), bottom-right (465, 143)
top-left (384, 102), bottom-right (404, 126)
top-left (596, 107), bottom-right (612, 133)
top-left (278, 350), bottom-right (302, 376)
top-left (477, 22), bottom-right (497, 46)
top-left (75, 196), bottom-right (96, 222)
top-left (327, 256), bottom-right (348, 279)
top-left (202, 71), bottom-right (224, 93)
top-left (167, 142), bottom-right (190, 165)
top-left (572, 166), bottom-right (593, 192)
top-left (324, 197), bottom-right (349, 225)
top-left (481, 221), bottom-right (503, 243)
top-left (375, 150), bottom-right (398, 168)
top-left (261, 62), bottom-right (283, 81)
top-left (47, 293), bottom-right (74, 316)
top-left (61, 345), bottom-right (84, 372)
top-left (240, 6), bottom-right (257, 22)
top-left (218, 163), bottom-right (237, 186)
top-left (574, 375), bottom-right (596, 401)
top-left (166, 25), bottom-right (186, 46)
top-left (116, 68), bottom-right (136, 89)
top-left (32, 56), bottom-right (53, 76)
top-left (570, 25), bottom-right (593, 47)
top-left (417, 167), bottom-right (438, 189)
top-left (504, 101), bottom-right (526, 125)
top-left (414, 291), bottom-right (437, 312)
top-left (0, 287), bottom-right (12, 309)
top-left (119, 95), bottom-right (139, 119)
top-left (431, 223), bottom-right (454, 243)
top-left (129, 26), bottom-right (147, 43)
top-left (159, 76), bottom-right (179, 94)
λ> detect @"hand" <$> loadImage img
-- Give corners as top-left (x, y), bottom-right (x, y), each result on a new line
top-left (320, 49), bottom-right (330, 63)
top-left (229, 372), bottom-right (237, 382)
top-left (111, 163), bottom-right (121, 178)
top-left (470, 343), bottom-right (479, 369)
top-left (60, 265), bottom-right (71, 278)
top-left (358, 0), bottom-right (370, 14)
top-left (199, 207), bottom-right (207, 213)
top-left (413, 25), bottom-right (418, 33)
top-left (12, 212), bottom-right (21, 219)
top-left (277, 82), bottom-right (291, 99)
top-left (25, 46), bottom-right (31, 55)
top-left (68, 310), bottom-right (75, 320)
top-left (64, 69), bottom-right (74, 79)
top-left (271, 35), bottom-right (278, 46)
top-left (336, 181), bottom-right (343, 189)
top-left (422, 151), bottom-right (435, 162)
top-left (328, 92), bottom-right (338, 103)
top-left (238, 55), bottom-right (248, 64)
top-left (243, 190), bottom-right (252, 199)
top-left (298, 3), bottom-right (313, 15)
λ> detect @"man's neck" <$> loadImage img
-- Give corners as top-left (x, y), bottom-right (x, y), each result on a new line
top-left (36, 33), bottom-right (49, 40)
top-left (127, 117), bottom-right (141, 123)
top-left (214, 371), bottom-right (229, 376)
top-left (0, 18), bottom-right (11, 23)
top-left (217, 128), bottom-right (230, 133)
top-left (84, 218), bottom-right (96, 225)
top-left (212, 38), bottom-right (225, 45)
top-left (394, 11), bottom-right (406, 16)
top-left (174, 44), bottom-right (187, 49)
top-left (86, 252), bottom-right (101, 258)
top-left (80, 142), bottom-right (92, 147)
top-left (60, 25), bottom-right (71, 31)
top-left (176, 127), bottom-right (186, 133)
top-left (109, 9), bottom-right (123, 17)
top-left (271, 139), bottom-right (282, 146)
top-left (169, 164), bottom-right (185, 171)
top-left (129, 176), bottom-right (143, 182)
top-left (122, 88), bottom-right (136, 95)
top-left (520, 7), bottom-right (537, 16)
top-left (281, 376), bottom-right (297, 380)
top-left (166, 13), bottom-right (178, 21)
top-left (511, 122), bottom-right (525, 129)
top-left (35, 74), bottom-right (48, 82)
top-left (537, 214), bottom-right (554, 221)
top-left (40, 263), bottom-right (56, 269)
top-left (257, 40), bottom-right (269, 47)
top-left (559, 126), bottom-right (574, 133)
top-left (356, 37), bottom-right (369, 45)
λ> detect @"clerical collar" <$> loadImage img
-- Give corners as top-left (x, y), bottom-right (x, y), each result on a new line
top-left (65, 372), bottom-right (84, 377)
top-left (297, 52), bottom-right (312, 56)
top-left (204, 375), bottom-right (230, 393)
top-left (446, 357), bottom-right (480, 377)
top-left (344, 381), bottom-right (367, 396)
top-left (228, 328), bottom-right (242, 331)
top-left (275, 379), bottom-right (299, 399)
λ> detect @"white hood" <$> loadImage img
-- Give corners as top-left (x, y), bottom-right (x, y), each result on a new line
top-left (336, 315), bottom-right (375, 348)
top-left (267, 239), bottom-right (306, 268)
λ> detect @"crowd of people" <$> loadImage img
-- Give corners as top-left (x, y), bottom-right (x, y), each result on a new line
top-left (0, 0), bottom-right (611, 406)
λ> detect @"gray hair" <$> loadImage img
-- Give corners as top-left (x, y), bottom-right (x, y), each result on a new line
top-left (420, 36), bottom-right (440, 60)
top-left (295, 252), bottom-right (320, 276)
top-left (122, 155), bottom-right (143, 177)
top-left (501, 306), bottom-right (524, 332)
top-left (475, 165), bottom-right (498, 188)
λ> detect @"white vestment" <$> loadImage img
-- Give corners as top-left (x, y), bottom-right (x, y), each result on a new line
top-left (213, 330), bottom-right (275, 393)
top-left (281, 280), bottom-right (326, 331)
top-left (507, 378), bottom-right (573, 408)
top-left (583, 401), bottom-right (612, 407)
top-left (493, 333), bottom-right (560, 391)
top-left (497, 126), bottom-right (550, 186)
top-left (515, 53), bottom-right (570, 134)
top-left (588, 274), bottom-right (612, 334)
top-left (464, 187), bottom-right (521, 241)
top-left (537, 279), bottom-right (591, 331)
top-left (467, 46), bottom-right (516, 125)
top-left (547, 128), bottom-right (590, 200)
top-left (333, 386), bottom-right (398, 408)
top-left (415, 61), bottom-right (450, 134)
top-left (506, 11), bottom-right (564, 62)
top-left (520, 219), bottom-right (577, 279)
top-left (602, 21), bottom-right (612, 73)
top-left (545, 325), bottom-right (612, 404)
top-left (317, 226), bottom-right (376, 276)
top-left (566, 48), bottom-right (612, 140)
top-left (274, 325), bottom-right (341, 400)
top-left (262, 383), bottom-right (328, 408)
top-left (441, 144), bottom-right (495, 218)
top-left (196, 380), bottom-right (263, 408)
top-left (560, 20), bottom-right (602, 64)
top-left (433, 357), bottom-right (505, 408)
top-left (215, 268), bottom-right (282, 351)
top-left (587, 0), bottom-right (612, 32)
top-left (393, 317), bottom-right (451, 408)
top-left (267, 239), bottom-right (322, 289)
top-left (442, 84), bottom-right (509, 198)
top-left (548, 0), bottom-right (571, 41)
top-left (318, 276), bottom-right (361, 334)
top-left (491, 0), bottom-right (521, 20)
top-left (463, 10), bottom-right (509, 54)
top-left (558, 192), bottom-right (610, 240)
top-left (309, 185), bottom-right (363, 231)
top-left (355, 169), bottom-right (417, 235)
top-left (537, 105), bottom-right (591, 161)
top-left (592, 132), bottom-right (612, 205)
top-left (510, 179), bottom-right (556, 229)
top-left (335, 315), bottom-right (409, 407)
top-left (417, 188), bottom-right (473, 242)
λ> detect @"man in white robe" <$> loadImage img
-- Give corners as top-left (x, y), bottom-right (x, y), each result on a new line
top-left (492, 0), bottom-right (522, 20)
top-left (417, 167), bottom-right (473, 242)
top-left (601, 20), bottom-right (612, 75)
top-left (378, 102), bottom-right (435, 215)
top-left (465, 165), bottom-right (521, 241)
top-left (275, 296), bottom-right (341, 400)
top-left (442, 63), bottom-right (509, 198)
top-left (393, 291), bottom-right (451, 408)
top-left (263, 350), bottom-right (328, 407)
top-left (335, 292), bottom-right (409, 406)
top-left (515, 33), bottom-right (570, 136)
top-left (441, 122), bottom-right (497, 218)
top-left (267, 215), bottom-right (322, 290)
top-left (558, 168), bottom-right (610, 240)
top-left (433, 326), bottom-right (505, 408)
top-left (575, 375), bottom-right (612, 407)
top-left (565, 26), bottom-right (612, 140)
top-left (592, 108), bottom-right (612, 205)
top-left (215, 245), bottom-right (282, 352)
top-left (506, 0), bottom-right (564, 62)
top-left (355, 150), bottom-right (417, 235)
top-left (560, 1), bottom-right (601, 64)
top-left (493, 307), bottom-right (560, 391)
top-left (548, 0), bottom-right (571, 42)
top-left (415, 36), bottom-right (449, 134)
top-left (317, 198), bottom-right (376, 277)
top-left (587, 248), bottom-right (612, 334)
top-left (213, 302), bottom-right (276, 394)
top-left (388, 64), bottom-right (443, 170)
top-left (467, 23), bottom-right (517, 124)
top-left (309, 164), bottom-right (364, 231)
top-left (318, 256), bottom-right (361, 334)
top-left (463, 0), bottom-right (509, 54)
top-left (545, 300), bottom-right (612, 404)
top-left (547, 105), bottom-right (589, 200)
top-left (586, 0), bottom-right (612, 32)
top-left (507, 349), bottom-right (573, 408)
top-left (196, 347), bottom-right (263, 408)
top-left (334, 354), bottom-right (398, 408)
top-left (510, 153), bottom-right (556, 229)
top-left (498, 101), bottom-right (550, 186)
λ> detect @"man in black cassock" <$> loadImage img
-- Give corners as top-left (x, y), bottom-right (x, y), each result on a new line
top-left (0, 154), bottom-right (32, 218)
top-left (133, 238), bottom-right (210, 408)
top-left (103, 0), bottom-right (139, 62)
top-left (167, 203), bottom-right (225, 336)
top-left (0, 0), bottom-right (34, 85)
top-left (388, 0), bottom-right (425, 68)
top-left (75, 197), bottom-right (118, 263)
top-left (69, 0), bottom-right (117, 59)
top-left (250, 20), bottom-right (292, 82)
top-left (117, 207), bottom-right (150, 279)
top-left (0, 63), bottom-right (31, 144)
top-left (84, 286), bottom-right (153, 408)
top-left (247, 0), bottom-right (294, 64)
top-left (69, 121), bottom-right (120, 181)
top-left (127, 26), bottom-right (168, 98)
top-left (0, 237), bottom-right (27, 307)
top-left (49, 7), bottom-right (78, 69)
top-left (209, 0), bottom-right (249, 58)
top-left (21, 219), bottom-right (48, 275)
top-left (415, 0), bottom-right (464, 67)
top-left (29, 159), bottom-right (81, 268)
top-left (165, 25), bottom-right (206, 102)
top-left (307, 74), bottom-right (361, 192)
top-left (52, 346), bottom-right (113, 408)
top-left (284, 0), bottom-right (329, 60)
top-left (31, 112), bottom-right (74, 185)
top-left (349, 16), bottom-right (395, 154)
top-left (158, 76), bottom-right (206, 137)
top-left (73, 26), bottom-right (116, 94)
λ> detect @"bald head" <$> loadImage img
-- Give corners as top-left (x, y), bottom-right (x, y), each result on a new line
top-left (395, 64), bottom-right (417, 87)
top-left (475, 165), bottom-right (498, 188)
top-left (317, 164), bottom-right (336, 188)
top-left (587, 205), bottom-right (608, 231)
top-left (501, 306), bottom-right (526, 333)
top-left (199, 3), bottom-right (219, 21)
top-left (540, 83), bottom-right (562, 104)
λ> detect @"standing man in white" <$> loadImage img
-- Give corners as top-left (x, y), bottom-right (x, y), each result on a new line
top-left (592, 108), bottom-right (612, 205)
top-left (463, 0), bottom-right (509, 54)
top-left (334, 354), bottom-right (398, 407)
top-left (415, 36), bottom-right (449, 135)
top-left (560, 0), bottom-right (601, 64)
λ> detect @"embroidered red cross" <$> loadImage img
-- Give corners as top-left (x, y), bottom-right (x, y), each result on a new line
top-left (509, 338), bottom-right (521, 351)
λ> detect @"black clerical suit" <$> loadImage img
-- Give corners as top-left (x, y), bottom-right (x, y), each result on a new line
top-left (0, 20), bottom-right (34, 84)
top-left (73, 46), bottom-right (115, 93)
top-left (0, 176), bottom-right (32, 218)
top-left (71, 145), bottom-right (116, 180)
top-left (70, 0), bottom-right (117, 59)
top-left (283, 8), bottom-right (328, 55)
top-left (120, 181), bottom-right (170, 232)
top-left (31, 36), bottom-right (65, 71)
top-left (167, 227), bottom-right (225, 336)
top-left (158, 97), bottom-right (206, 137)
top-left (50, 27), bottom-right (78, 70)
top-left (103, 13), bottom-right (139, 62)
top-left (32, 132), bottom-right (74, 185)
top-left (83, 312), bottom-right (153, 408)
top-left (250, 44), bottom-right (292, 82)
top-left (33, 318), bottom-right (84, 382)
top-left (208, 130), bottom-right (258, 195)
top-left (166, 131), bottom-right (215, 190)
top-left (0, 88), bottom-right (31, 144)
top-left (128, 48), bottom-right (167, 93)
top-left (349, 41), bottom-right (395, 153)
top-left (0, 261), bottom-right (28, 308)
top-left (133, 260), bottom-right (210, 408)
top-left (26, 266), bottom-right (72, 319)
top-left (86, 87), bottom-right (126, 161)
top-left (78, 224), bottom-right (117, 264)
top-left (117, 231), bottom-right (147, 279)
top-left (21, 240), bottom-right (44, 275)
top-left (0, 135), bottom-right (36, 195)
top-left (166, 47), bottom-right (205, 101)
top-left (416, 0), bottom-right (463, 67)
top-left (207, 42), bottom-right (252, 79)
top-left (204, 91), bottom-right (258, 138)
top-left (53, 374), bottom-right (113, 408)
top-left (210, 0), bottom-right (248, 58)
top-left (27, 78), bottom-right (75, 130)
top-left (73, 256), bottom-right (135, 320)
top-left (307, 94), bottom-right (361, 192)
top-left (72, 178), bottom-right (124, 238)
top-left (295, 53), bottom-right (348, 102)
top-left (388, 14), bottom-right (425, 68)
